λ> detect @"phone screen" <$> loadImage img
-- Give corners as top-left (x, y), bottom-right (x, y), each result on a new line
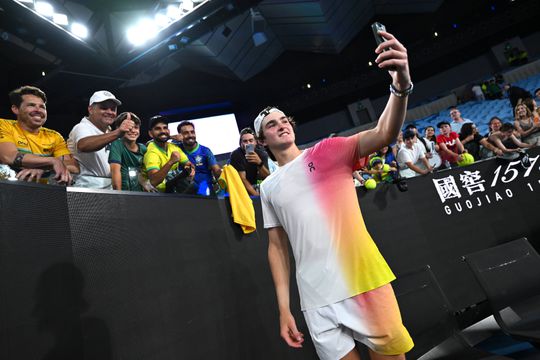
top-left (245, 144), bottom-right (255, 153)
top-left (371, 22), bottom-right (386, 46)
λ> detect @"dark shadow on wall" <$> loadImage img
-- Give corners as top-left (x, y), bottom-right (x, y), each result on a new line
top-left (33, 263), bottom-right (112, 360)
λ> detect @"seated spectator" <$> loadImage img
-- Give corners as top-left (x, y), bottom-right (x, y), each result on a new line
top-left (229, 127), bottom-right (270, 196)
top-left (485, 79), bottom-right (503, 100)
top-left (143, 115), bottom-right (193, 193)
top-left (436, 121), bottom-right (466, 168)
top-left (397, 130), bottom-right (432, 178)
top-left (177, 121), bottom-right (221, 196)
top-left (0, 86), bottom-right (78, 184)
top-left (108, 112), bottom-right (152, 192)
top-left (471, 83), bottom-right (485, 101)
top-left (514, 102), bottom-right (540, 146)
top-left (68, 90), bottom-right (134, 189)
top-left (459, 123), bottom-right (501, 160)
top-left (489, 123), bottom-right (533, 154)
top-left (449, 106), bottom-right (473, 133)
top-left (535, 88), bottom-right (540, 102)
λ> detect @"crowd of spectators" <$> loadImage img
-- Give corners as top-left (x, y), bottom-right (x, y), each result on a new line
top-left (0, 85), bottom-right (275, 197)
top-left (1, 83), bottom-right (540, 194)
top-left (355, 88), bottom-right (540, 186)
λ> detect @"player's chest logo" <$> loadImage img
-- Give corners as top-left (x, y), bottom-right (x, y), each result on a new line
top-left (194, 155), bottom-right (203, 166)
top-left (308, 162), bottom-right (316, 172)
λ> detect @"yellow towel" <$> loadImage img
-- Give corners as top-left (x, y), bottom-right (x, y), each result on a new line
top-left (220, 165), bottom-right (256, 234)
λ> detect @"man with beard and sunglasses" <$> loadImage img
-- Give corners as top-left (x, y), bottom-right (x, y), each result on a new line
top-left (177, 121), bottom-right (221, 196)
top-left (143, 115), bottom-right (193, 193)
top-left (0, 86), bottom-right (78, 184)
top-left (68, 90), bottom-right (134, 189)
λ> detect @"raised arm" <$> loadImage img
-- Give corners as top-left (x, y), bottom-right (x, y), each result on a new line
top-left (77, 118), bottom-right (134, 152)
top-left (267, 226), bottom-right (304, 348)
top-left (357, 31), bottom-right (411, 157)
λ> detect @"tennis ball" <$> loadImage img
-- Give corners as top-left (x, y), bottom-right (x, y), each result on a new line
top-left (458, 153), bottom-right (475, 167)
top-left (365, 178), bottom-right (377, 190)
top-left (382, 164), bottom-right (390, 172)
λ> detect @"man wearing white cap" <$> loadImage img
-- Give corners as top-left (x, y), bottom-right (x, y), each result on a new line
top-left (257, 30), bottom-right (414, 360)
top-left (68, 90), bottom-right (134, 189)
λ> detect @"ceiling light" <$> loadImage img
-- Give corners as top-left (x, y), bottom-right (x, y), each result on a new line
top-left (166, 4), bottom-right (182, 20)
top-left (71, 22), bottom-right (88, 38)
top-left (182, 0), bottom-right (194, 12)
top-left (155, 13), bottom-right (170, 28)
top-left (35, 1), bottom-right (54, 17)
top-left (368, 61), bottom-right (373, 66)
top-left (52, 13), bottom-right (68, 26)
top-left (127, 19), bottom-right (159, 46)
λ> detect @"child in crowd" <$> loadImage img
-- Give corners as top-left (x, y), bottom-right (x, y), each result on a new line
top-left (436, 121), bottom-right (465, 168)
top-left (108, 112), bottom-right (153, 192)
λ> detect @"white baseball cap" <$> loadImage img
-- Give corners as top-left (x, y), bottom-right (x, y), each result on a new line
top-left (253, 106), bottom-right (284, 137)
top-left (89, 90), bottom-right (122, 106)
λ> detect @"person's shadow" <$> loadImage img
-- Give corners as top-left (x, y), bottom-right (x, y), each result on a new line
top-left (33, 263), bottom-right (112, 360)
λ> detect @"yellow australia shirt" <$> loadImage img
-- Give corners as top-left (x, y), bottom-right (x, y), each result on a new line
top-left (0, 119), bottom-right (71, 158)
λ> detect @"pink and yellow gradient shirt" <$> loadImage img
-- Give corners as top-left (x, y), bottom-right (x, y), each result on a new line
top-left (260, 135), bottom-right (395, 310)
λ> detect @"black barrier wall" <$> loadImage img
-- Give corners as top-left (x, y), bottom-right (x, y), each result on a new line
top-left (1, 149), bottom-right (539, 359)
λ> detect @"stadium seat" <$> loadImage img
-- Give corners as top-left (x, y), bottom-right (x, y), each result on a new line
top-left (463, 238), bottom-right (540, 348)
top-left (393, 265), bottom-right (512, 359)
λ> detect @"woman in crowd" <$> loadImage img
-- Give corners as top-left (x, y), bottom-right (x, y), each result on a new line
top-left (486, 116), bottom-right (502, 136)
top-left (424, 126), bottom-right (438, 147)
top-left (514, 102), bottom-right (540, 145)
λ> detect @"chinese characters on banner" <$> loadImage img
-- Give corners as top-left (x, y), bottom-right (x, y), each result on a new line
top-left (432, 155), bottom-right (540, 215)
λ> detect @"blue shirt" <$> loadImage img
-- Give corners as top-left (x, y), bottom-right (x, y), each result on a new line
top-left (180, 143), bottom-right (217, 195)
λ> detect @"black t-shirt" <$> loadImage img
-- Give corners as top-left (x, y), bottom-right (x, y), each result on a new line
top-left (508, 86), bottom-right (532, 110)
top-left (229, 146), bottom-right (269, 185)
top-left (461, 133), bottom-right (483, 160)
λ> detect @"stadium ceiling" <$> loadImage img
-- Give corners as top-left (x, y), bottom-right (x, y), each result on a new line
top-left (0, 0), bottom-right (444, 87)
top-left (1, 0), bottom-right (539, 132)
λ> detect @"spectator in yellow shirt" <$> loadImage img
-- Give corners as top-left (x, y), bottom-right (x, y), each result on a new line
top-left (143, 115), bottom-right (193, 192)
top-left (0, 86), bottom-right (78, 184)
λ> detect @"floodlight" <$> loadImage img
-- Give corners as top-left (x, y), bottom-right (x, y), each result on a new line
top-left (182, 0), bottom-right (194, 12)
top-left (71, 22), bottom-right (88, 38)
top-left (52, 13), bottom-right (68, 26)
top-left (166, 4), bottom-right (182, 20)
top-left (155, 13), bottom-right (170, 28)
top-left (35, 1), bottom-right (54, 17)
top-left (126, 19), bottom-right (159, 46)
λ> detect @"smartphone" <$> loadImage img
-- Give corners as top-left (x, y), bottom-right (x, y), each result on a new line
top-left (245, 144), bottom-right (255, 153)
top-left (371, 22), bottom-right (389, 51)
